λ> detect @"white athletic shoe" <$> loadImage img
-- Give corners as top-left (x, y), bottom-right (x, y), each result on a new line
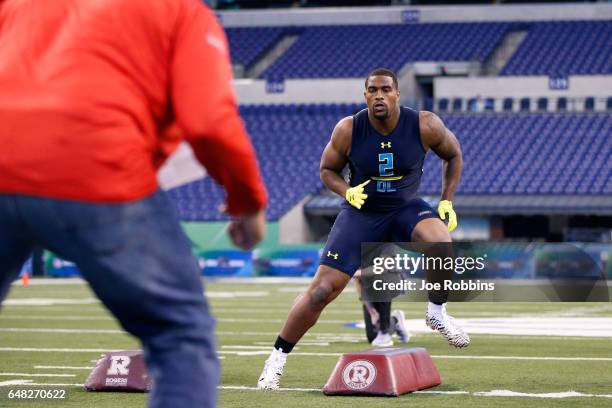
top-left (257, 348), bottom-right (287, 390)
top-left (392, 310), bottom-right (411, 343)
top-left (371, 331), bottom-right (394, 347)
top-left (425, 304), bottom-right (470, 348)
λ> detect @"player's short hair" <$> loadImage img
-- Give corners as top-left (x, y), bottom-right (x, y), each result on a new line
top-left (365, 68), bottom-right (398, 90)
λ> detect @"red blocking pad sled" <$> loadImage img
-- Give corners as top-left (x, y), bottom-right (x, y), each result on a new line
top-left (85, 350), bottom-right (152, 392)
top-left (323, 347), bottom-right (441, 396)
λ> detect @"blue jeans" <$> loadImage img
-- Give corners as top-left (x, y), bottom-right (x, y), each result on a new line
top-left (0, 191), bottom-right (219, 408)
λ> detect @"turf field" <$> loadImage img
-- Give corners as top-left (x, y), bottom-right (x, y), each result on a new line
top-left (1, 279), bottom-right (611, 408)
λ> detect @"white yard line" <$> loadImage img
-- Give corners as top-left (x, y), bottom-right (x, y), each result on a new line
top-left (0, 346), bottom-right (611, 362)
top-left (0, 328), bottom-right (124, 334)
top-left (2, 298), bottom-right (99, 306)
top-left (34, 366), bottom-right (93, 370)
top-left (431, 355), bottom-right (612, 362)
top-left (221, 345), bottom-right (299, 350)
top-left (217, 350), bottom-right (612, 362)
top-left (0, 373), bottom-right (76, 378)
top-left (475, 390), bottom-right (612, 399)
top-left (0, 347), bottom-right (120, 353)
top-left (207, 291), bottom-right (270, 298)
top-left (0, 381), bottom-right (83, 387)
top-left (0, 316), bottom-right (113, 321)
top-left (11, 278), bottom-right (87, 285)
top-left (0, 381), bottom-right (609, 399)
top-left (3, 315), bottom-right (612, 337)
top-left (216, 318), bottom-right (350, 324)
top-left (219, 385), bottom-right (320, 392)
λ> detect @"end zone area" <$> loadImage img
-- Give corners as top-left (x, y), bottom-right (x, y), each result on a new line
top-left (1, 278), bottom-right (611, 407)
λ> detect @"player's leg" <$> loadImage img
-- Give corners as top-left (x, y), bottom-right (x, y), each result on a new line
top-left (279, 264), bottom-right (351, 344)
top-left (258, 207), bottom-right (389, 389)
top-left (412, 212), bottom-right (470, 348)
top-left (257, 264), bottom-right (350, 390)
top-left (0, 195), bottom-right (34, 303)
top-left (18, 192), bottom-right (219, 408)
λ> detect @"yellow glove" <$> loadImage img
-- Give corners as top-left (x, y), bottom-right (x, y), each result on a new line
top-left (438, 200), bottom-right (458, 232)
top-left (345, 180), bottom-right (370, 210)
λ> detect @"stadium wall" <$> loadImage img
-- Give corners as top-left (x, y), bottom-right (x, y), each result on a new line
top-left (234, 75), bottom-right (611, 106)
top-left (234, 78), bottom-right (364, 105)
top-left (218, 4), bottom-right (612, 27)
top-left (434, 75), bottom-right (612, 99)
top-left (182, 222), bottom-right (280, 250)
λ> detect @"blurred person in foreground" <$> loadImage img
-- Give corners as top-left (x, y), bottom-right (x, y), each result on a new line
top-left (0, 1), bottom-right (266, 407)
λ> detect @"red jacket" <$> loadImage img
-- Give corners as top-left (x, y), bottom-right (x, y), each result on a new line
top-left (0, 0), bottom-right (266, 214)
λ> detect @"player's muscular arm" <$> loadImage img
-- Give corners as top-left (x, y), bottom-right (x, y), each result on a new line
top-left (320, 117), bottom-right (353, 197)
top-left (420, 111), bottom-right (463, 201)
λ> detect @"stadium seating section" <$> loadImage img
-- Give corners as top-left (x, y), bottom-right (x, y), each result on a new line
top-left (168, 106), bottom-right (610, 221)
top-left (225, 27), bottom-right (287, 68)
top-left (500, 21), bottom-right (612, 76)
top-left (226, 21), bottom-right (612, 78)
top-left (260, 23), bottom-right (509, 79)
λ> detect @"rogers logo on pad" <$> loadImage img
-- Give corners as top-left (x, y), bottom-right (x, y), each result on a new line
top-left (106, 356), bottom-right (131, 376)
top-left (342, 360), bottom-right (376, 390)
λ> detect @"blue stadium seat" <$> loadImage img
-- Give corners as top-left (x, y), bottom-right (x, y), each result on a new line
top-left (520, 98), bottom-right (531, 112)
top-left (557, 97), bottom-right (567, 112)
top-left (437, 98), bottom-right (449, 113)
top-left (503, 98), bottom-right (514, 112)
top-left (452, 98), bottom-right (463, 112)
top-left (467, 98), bottom-right (477, 112)
top-left (537, 98), bottom-right (548, 112)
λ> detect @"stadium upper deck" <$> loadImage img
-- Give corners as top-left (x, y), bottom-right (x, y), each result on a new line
top-left (226, 20), bottom-right (611, 79)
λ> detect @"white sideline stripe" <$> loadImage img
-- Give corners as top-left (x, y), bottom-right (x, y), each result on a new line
top-left (34, 366), bottom-right (93, 370)
top-left (0, 328), bottom-right (124, 334)
top-left (0, 316), bottom-right (112, 321)
top-left (2, 347), bottom-right (611, 362)
top-left (11, 278), bottom-right (87, 286)
top-left (219, 350), bottom-right (340, 356)
top-left (2, 298), bottom-right (99, 306)
top-left (0, 382), bottom-right (83, 387)
top-left (0, 380), bottom-right (34, 386)
top-left (207, 291), bottom-right (270, 298)
top-left (219, 386), bottom-right (612, 398)
top-left (0, 327), bottom-right (366, 339)
top-left (218, 350), bottom-right (612, 362)
top-left (0, 373), bottom-right (76, 378)
top-left (0, 382), bottom-right (609, 399)
top-left (212, 308), bottom-right (364, 316)
top-left (475, 390), bottom-right (612, 399)
top-left (219, 385), bottom-right (320, 392)
top-left (221, 345), bottom-right (299, 350)
top-left (3, 315), bottom-right (612, 337)
top-left (2, 327), bottom-right (611, 343)
top-left (431, 355), bottom-right (612, 362)
top-left (0, 348), bottom-right (119, 353)
top-left (0, 316), bottom-right (348, 324)
top-left (217, 318), bottom-right (347, 324)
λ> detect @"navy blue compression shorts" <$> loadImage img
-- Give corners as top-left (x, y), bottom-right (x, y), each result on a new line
top-left (320, 197), bottom-right (438, 276)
